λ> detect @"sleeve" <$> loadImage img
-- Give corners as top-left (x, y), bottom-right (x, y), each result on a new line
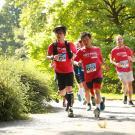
top-left (74, 50), bottom-right (82, 61)
top-left (126, 47), bottom-right (133, 56)
top-left (70, 42), bottom-right (77, 54)
top-left (47, 44), bottom-right (53, 56)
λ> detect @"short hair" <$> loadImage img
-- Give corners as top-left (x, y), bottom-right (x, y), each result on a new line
top-left (115, 35), bottom-right (123, 40)
top-left (53, 25), bottom-right (67, 35)
top-left (80, 32), bottom-right (92, 40)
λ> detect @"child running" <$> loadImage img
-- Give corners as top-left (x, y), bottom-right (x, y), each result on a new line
top-left (74, 32), bottom-right (105, 118)
top-left (74, 39), bottom-right (96, 111)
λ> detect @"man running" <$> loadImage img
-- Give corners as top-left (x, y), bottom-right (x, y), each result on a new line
top-left (74, 32), bottom-right (105, 118)
top-left (47, 25), bottom-right (77, 117)
top-left (110, 35), bottom-right (134, 105)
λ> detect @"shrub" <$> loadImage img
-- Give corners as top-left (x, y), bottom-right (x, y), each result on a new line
top-left (0, 57), bottom-right (28, 121)
top-left (20, 61), bottom-right (52, 113)
top-left (0, 56), bottom-right (54, 121)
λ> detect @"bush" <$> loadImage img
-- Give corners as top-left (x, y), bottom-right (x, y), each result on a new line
top-left (0, 56), bottom-right (54, 121)
top-left (102, 58), bottom-right (122, 94)
top-left (0, 57), bottom-right (28, 121)
top-left (20, 61), bottom-right (52, 113)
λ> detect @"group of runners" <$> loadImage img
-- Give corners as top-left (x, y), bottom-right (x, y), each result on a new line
top-left (47, 25), bottom-right (135, 118)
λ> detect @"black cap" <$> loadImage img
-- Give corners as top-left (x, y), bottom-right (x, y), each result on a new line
top-left (53, 25), bottom-right (67, 34)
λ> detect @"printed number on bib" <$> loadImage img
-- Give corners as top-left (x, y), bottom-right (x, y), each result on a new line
top-left (86, 63), bottom-right (96, 73)
top-left (58, 53), bottom-right (66, 62)
top-left (120, 60), bottom-right (129, 68)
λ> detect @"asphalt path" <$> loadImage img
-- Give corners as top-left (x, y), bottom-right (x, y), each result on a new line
top-left (0, 100), bottom-right (135, 135)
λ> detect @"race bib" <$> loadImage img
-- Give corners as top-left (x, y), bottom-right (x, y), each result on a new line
top-left (120, 60), bottom-right (129, 68)
top-left (86, 63), bottom-right (96, 73)
top-left (58, 53), bottom-right (66, 62)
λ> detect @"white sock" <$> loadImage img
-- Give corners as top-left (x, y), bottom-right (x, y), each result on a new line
top-left (96, 104), bottom-right (100, 109)
top-left (79, 88), bottom-right (85, 99)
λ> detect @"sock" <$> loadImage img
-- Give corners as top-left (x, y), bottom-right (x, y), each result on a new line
top-left (96, 104), bottom-right (100, 109)
top-left (79, 88), bottom-right (85, 99)
top-left (66, 92), bottom-right (74, 107)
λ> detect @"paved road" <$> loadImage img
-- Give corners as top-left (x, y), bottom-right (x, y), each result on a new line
top-left (0, 100), bottom-right (135, 135)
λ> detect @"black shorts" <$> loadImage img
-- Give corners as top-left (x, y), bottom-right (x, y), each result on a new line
top-left (86, 78), bottom-right (103, 89)
top-left (74, 65), bottom-right (84, 83)
top-left (55, 72), bottom-right (74, 90)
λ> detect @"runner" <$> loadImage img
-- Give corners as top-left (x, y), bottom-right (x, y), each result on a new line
top-left (74, 39), bottom-right (96, 111)
top-left (47, 25), bottom-right (77, 117)
top-left (110, 35), bottom-right (134, 105)
top-left (74, 32), bottom-right (105, 118)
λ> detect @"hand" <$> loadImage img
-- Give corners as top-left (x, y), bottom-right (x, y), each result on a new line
top-left (116, 63), bottom-right (122, 68)
top-left (53, 54), bottom-right (59, 61)
top-left (78, 61), bottom-right (82, 67)
top-left (131, 56), bottom-right (135, 62)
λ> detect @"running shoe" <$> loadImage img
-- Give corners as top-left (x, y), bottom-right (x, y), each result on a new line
top-left (128, 100), bottom-right (134, 105)
top-left (123, 96), bottom-right (127, 104)
top-left (86, 103), bottom-right (91, 111)
top-left (68, 107), bottom-right (74, 118)
top-left (100, 97), bottom-right (105, 111)
top-left (94, 107), bottom-right (100, 118)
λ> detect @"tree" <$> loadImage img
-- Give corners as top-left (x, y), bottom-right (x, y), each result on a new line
top-left (0, 0), bottom-right (23, 55)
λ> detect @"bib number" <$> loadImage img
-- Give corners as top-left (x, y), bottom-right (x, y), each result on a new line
top-left (86, 63), bottom-right (96, 73)
top-left (120, 60), bottom-right (129, 68)
top-left (58, 53), bottom-right (66, 62)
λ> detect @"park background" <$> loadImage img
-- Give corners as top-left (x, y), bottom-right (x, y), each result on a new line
top-left (0, 0), bottom-right (135, 121)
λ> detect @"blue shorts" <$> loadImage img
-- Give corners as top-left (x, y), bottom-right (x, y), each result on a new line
top-left (74, 65), bottom-right (84, 83)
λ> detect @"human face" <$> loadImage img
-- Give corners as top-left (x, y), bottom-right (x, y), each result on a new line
top-left (81, 36), bottom-right (92, 48)
top-left (116, 36), bottom-right (124, 46)
top-left (55, 31), bottom-right (65, 41)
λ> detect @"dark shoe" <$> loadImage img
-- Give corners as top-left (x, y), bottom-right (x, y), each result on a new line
top-left (77, 94), bottom-right (82, 102)
top-left (91, 96), bottom-right (96, 106)
top-left (68, 107), bottom-right (74, 117)
top-left (94, 107), bottom-right (100, 118)
top-left (86, 103), bottom-right (91, 111)
top-left (100, 97), bottom-right (105, 111)
top-left (129, 100), bottom-right (134, 105)
top-left (102, 97), bottom-right (105, 102)
top-left (123, 96), bottom-right (127, 104)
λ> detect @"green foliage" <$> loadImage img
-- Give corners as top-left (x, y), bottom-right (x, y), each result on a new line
top-left (0, 56), bottom-right (55, 121)
top-left (0, 0), bottom-right (135, 104)
top-left (0, 57), bottom-right (28, 121)
top-left (19, 61), bottom-right (53, 113)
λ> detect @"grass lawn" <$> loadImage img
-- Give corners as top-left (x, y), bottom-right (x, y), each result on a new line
top-left (102, 93), bottom-right (135, 100)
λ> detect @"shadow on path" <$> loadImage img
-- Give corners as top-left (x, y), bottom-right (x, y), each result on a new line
top-left (59, 131), bottom-right (134, 135)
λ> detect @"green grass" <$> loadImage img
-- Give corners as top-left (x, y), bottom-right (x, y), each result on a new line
top-left (102, 93), bottom-right (135, 100)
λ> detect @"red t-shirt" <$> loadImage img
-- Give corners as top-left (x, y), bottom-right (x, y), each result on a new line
top-left (110, 46), bottom-right (133, 72)
top-left (48, 41), bottom-right (77, 73)
top-left (74, 46), bottom-right (103, 82)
